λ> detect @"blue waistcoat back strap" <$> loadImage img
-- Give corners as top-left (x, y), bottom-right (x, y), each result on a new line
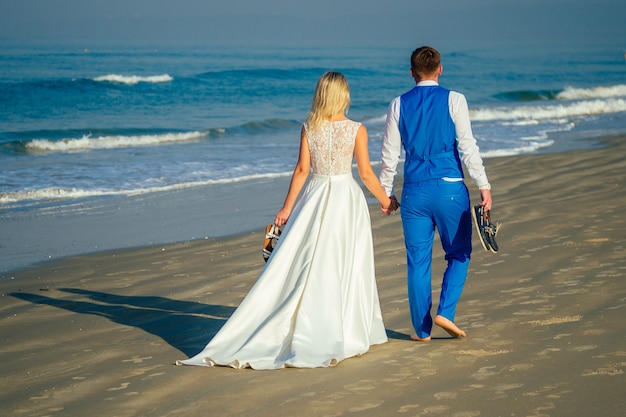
top-left (399, 85), bottom-right (464, 182)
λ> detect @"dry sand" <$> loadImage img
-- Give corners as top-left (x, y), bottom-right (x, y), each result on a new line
top-left (1, 137), bottom-right (625, 417)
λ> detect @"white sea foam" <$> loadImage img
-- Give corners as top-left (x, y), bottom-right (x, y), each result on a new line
top-left (93, 74), bottom-right (173, 85)
top-left (471, 98), bottom-right (626, 121)
top-left (362, 114), bottom-right (387, 125)
top-left (26, 131), bottom-right (207, 153)
top-left (0, 187), bottom-right (109, 204)
top-left (481, 140), bottom-right (555, 158)
top-left (502, 119), bottom-right (540, 126)
top-left (0, 172), bottom-right (292, 204)
top-left (557, 84), bottom-right (626, 100)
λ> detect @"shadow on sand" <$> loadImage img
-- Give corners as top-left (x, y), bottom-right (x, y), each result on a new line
top-left (10, 288), bottom-right (235, 357)
top-left (11, 287), bottom-right (414, 355)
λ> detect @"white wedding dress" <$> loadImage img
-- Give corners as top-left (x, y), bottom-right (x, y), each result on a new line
top-left (177, 120), bottom-right (387, 369)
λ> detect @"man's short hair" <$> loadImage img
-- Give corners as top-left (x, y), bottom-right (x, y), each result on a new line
top-left (411, 46), bottom-right (441, 76)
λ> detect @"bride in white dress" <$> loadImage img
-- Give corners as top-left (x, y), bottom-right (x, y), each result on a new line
top-left (177, 71), bottom-right (398, 369)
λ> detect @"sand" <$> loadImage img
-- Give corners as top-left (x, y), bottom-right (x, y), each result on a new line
top-left (1, 137), bottom-right (625, 417)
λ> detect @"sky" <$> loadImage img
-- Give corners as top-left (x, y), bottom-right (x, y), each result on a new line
top-left (1, 0), bottom-right (625, 48)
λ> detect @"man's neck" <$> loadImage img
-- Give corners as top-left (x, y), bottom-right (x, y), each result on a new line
top-left (415, 78), bottom-right (439, 86)
top-left (417, 74), bottom-right (439, 82)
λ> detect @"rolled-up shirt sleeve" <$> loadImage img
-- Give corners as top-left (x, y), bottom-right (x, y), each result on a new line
top-left (379, 97), bottom-right (402, 196)
top-left (449, 91), bottom-right (490, 190)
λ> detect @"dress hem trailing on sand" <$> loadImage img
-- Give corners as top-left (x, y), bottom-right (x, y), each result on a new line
top-left (177, 121), bottom-right (388, 370)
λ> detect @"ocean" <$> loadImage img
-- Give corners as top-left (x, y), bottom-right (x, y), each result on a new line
top-left (1, 41), bottom-right (625, 272)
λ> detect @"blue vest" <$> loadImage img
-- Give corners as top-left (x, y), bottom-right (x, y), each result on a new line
top-left (399, 85), bottom-right (464, 182)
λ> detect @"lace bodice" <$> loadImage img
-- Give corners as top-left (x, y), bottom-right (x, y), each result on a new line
top-left (304, 120), bottom-right (360, 176)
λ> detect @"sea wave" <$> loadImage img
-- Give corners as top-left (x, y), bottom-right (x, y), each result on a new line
top-left (493, 84), bottom-right (626, 102)
top-left (25, 131), bottom-right (207, 153)
top-left (0, 172), bottom-right (292, 205)
top-left (556, 84), bottom-right (626, 100)
top-left (361, 115), bottom-right (387, 126)
top-left (0, 187), bottom-right (109, 205)
top-left (10, 119), bottom-right (300, 154)
top-left (471, 98), bottom-right (626, 121)
top-left (92, 74), bottom-right (173, 85)
top-left (481, 140), bottom-right (555, 158)
top-left (231, 119), bottom-right (301, 134)
top-left (494, 89), bottom-right (560, 102)
top-left (197, 67), bottom-right (323, 80)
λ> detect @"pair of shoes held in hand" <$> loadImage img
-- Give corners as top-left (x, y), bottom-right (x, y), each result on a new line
top-left (472, 205), bottom-right (500, 253)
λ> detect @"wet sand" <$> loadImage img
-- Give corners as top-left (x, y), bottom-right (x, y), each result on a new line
top-left (1, 136), bottom-right (625, 417)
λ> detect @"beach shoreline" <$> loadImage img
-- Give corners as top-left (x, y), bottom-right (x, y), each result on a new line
top-left (0, 130), bottom-right (611, 276)
top-left (0, 174), bottom-right (293, 275)
top-left (1, 135), bottom-right (625, 417)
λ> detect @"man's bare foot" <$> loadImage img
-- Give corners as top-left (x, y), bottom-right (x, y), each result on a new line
top-left (434, 315), bottom-right (466, 338)
top-left (410, 334), bottom-right (431, 342)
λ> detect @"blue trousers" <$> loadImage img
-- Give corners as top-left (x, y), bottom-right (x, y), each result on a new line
top-left (401, 180), bottom-right (472, 338)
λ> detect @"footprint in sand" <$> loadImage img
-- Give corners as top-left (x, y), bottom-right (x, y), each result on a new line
top-left (421, 405), bottom-right (450, 414)
top-left (397, 404), bottom-right (420, 413)
top-left (571, 344), bottom-right (597, 352)
top-left (122, 356), bottom-right (152, 364)
top-left (456, 349), bottom-right (510, 357)
top-left (433, 391), bottom-right (457, 400)
top-left (470, 366), bottom-right (498, 381)
top-left (508, 363), bottom-right (534, 371)
top-left (107, 382), bottom-right (130, 391)
top-left (523, 315), bottom-right (582, 326)
top-left (493, 383), bottom-right (524, 397)
top-left (582, 362), bottom-right (625, 376)
top-left (451, 412), bottom-right (481, 417)
top-left (348, 401), bottom-right (384, 412)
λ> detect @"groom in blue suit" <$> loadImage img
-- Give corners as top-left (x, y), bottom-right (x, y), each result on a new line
top-left (380, 46), bottom-right (492, 341)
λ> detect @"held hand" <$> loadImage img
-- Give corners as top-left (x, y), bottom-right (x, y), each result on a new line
top-left (381, 195), bottom-right (400, 215)
top-left (389, 195), bottom-right (400, 212)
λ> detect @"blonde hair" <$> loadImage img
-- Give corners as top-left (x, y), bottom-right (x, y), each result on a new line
top-left (306, 71), bottom-right (350, 131)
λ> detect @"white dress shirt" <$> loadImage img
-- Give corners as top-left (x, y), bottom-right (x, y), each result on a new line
top-left (380, 80), bottom-right (490, 196)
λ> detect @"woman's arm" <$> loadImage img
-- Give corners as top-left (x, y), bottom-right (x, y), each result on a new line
top-left (274, 126), bottom-right (311, 226)
top-left (354, 124), bottom-right (394, 211)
